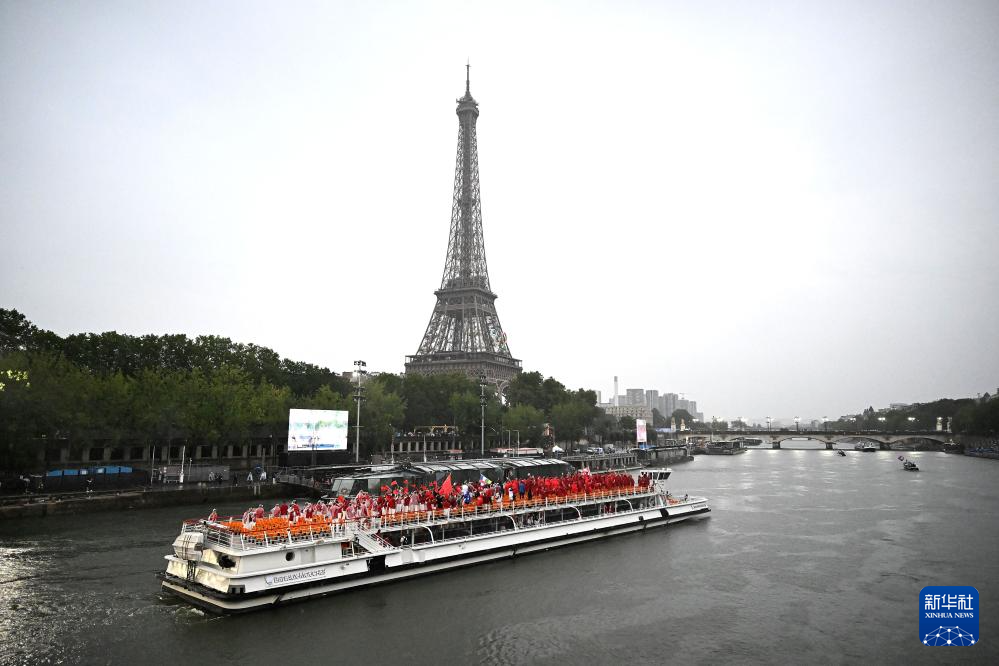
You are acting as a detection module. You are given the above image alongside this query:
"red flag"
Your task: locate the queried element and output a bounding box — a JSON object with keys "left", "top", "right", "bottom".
{"left": 439, "top": 473, "right": 453, "bottom": 496}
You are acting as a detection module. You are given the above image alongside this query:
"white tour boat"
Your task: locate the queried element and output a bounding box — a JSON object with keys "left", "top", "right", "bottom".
{"left": 159, "top": 465, "right": 709, "bottom": 614}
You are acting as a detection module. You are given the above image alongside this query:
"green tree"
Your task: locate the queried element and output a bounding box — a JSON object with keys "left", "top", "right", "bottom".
{"left": 0, "top": 309, "right": 38, "bottom": 354}
{"left": 0, "top": 351, "right": 95, "bottom": 469}
{"left": 550, "top": 400, "right": 592, "bottom": 443}
{"left": 505, "top": 371, "right": 545, "bottom": 410}
{"left": 401, "top": 373, "right": 480, "bottom": 429}
{"left": 359, "top": 380, "right": 406, "bottom": 457}
{"left": 448, "top": 390, "right": 482, "bottom": 438}
{"left": 250, "top": 379, "right": 294, "bottom": 435}
{"left": 130, "top": 368, "right": 188, "bottom": 459}
{"left": 93, "top": 371, "right": 134, "bottom": 445}
{"left": 591, "top": 410, "right": 618, "bottom": 442}
{"left": 502, "top": 404, "right": 544, "bottom": 445}
{"left": 670, "top": 409, "right": 694, "bottom": 427}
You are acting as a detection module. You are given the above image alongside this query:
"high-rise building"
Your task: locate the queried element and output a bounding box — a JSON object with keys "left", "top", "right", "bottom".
{"left": 660, "top": 392, "right": 678, "bottom": 418}
{"left": 626, "top": 389, "right": 645, "bottom": 406}
{"left": 405, "top": 67, "right": 521, "bottom": 389}
{"left": 645, "top": 389, "right": 659, "bottom": 411}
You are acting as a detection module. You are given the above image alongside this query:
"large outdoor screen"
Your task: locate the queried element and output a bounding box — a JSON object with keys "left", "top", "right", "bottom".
{"left": 287, "top": 409, "right": 349, "bottom": 451}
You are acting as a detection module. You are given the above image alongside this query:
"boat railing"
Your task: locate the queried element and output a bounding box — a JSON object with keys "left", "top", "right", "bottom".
{"left": 177, "top": 486, "right": 664, "bottom": 552}
{"left": 181, "top": 518, "right": 353, "bottom": 551}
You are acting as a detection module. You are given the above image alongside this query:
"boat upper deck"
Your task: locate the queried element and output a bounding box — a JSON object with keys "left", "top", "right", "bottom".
{"left": 180, "top": 485, "right": 690, "bottom": 553}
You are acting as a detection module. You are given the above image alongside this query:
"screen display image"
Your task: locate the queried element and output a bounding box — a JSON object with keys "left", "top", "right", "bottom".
{"left": 287, "top": 409, "right": 349, "bottom": 451}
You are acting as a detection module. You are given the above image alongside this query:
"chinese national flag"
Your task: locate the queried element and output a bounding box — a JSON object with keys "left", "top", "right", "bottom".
{"left": 439, "top": 474, "right": 453, "bottom": 496}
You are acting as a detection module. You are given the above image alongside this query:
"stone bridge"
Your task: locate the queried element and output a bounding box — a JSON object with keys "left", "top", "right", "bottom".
{"left": 679, "top": 430, "right": 956, "bottom": 450}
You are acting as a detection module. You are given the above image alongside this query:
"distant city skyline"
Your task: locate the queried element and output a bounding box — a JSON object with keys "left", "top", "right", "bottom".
{"left": 2, "top": 2, "right": 997, "bottom": 418}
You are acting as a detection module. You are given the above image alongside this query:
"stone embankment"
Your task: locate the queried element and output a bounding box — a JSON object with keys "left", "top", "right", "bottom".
{"left": 0, "top": 482, "right": 323, "bottom": 520}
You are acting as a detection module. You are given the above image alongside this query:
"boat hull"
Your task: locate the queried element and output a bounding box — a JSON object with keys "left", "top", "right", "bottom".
{"left": 160, "top": 503, "right": 709, "bottom": 614}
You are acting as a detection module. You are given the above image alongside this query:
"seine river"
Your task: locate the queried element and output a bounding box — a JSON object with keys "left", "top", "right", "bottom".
{"left": 2, "top": 446, "right": 997, "bottom": 665}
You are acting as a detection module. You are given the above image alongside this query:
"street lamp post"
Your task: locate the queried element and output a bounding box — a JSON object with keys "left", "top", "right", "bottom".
{"left": 766, "top": 416, "right": 772, "bottom": 433}
{"left": 794, "top": 416, "right": 800, "bottom": 433}
{"left": 907, "top": 416, "right": 916, "bottom": 431}
{"left": 822, "top": 416, "right": 828, "bottom": 433}
{"left": 479, "top": 375, "right": 487, "bottom": 459}
{"left": 353, "top": 360, "right": 367, "bottom": 464}
{"left": 878, "top": 416, "right": 886, "bottom": 432}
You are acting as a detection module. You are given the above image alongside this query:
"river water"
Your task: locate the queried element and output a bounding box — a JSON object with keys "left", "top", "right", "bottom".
{"left": 2, "top": 447, "right": 997, "bottom": 665}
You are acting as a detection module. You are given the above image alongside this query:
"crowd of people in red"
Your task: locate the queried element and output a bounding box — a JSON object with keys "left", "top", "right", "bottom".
{"left": 212, "top": 470, "right": 659, "bottom": 529}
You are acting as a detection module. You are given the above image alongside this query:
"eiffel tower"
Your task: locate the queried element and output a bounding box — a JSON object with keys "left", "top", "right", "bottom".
{"left": 405, "top": 66, "right": 521, "bottom": 389}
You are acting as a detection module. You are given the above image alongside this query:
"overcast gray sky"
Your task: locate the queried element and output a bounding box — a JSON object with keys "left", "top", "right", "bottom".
{"left": 2, "top": 1, "right": 997, "bottom": 422}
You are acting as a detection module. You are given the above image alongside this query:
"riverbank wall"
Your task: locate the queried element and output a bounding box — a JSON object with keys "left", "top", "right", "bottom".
{"left": 0, "top": 482, "right": 323, "bottom": 520}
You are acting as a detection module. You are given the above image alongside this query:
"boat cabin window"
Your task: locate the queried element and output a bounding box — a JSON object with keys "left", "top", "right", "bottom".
{"left": 330, "top": 477, "right": 364, "bottom": 496}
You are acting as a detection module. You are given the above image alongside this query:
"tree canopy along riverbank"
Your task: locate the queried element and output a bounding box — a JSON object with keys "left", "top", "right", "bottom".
{"left": 0, "top": 309, "right": 604, "bottom": 471}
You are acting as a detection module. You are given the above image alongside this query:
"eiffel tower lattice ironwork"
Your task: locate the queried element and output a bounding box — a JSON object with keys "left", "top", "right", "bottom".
{"left": 405, "top": 66, "right": 521, "bottom": 388}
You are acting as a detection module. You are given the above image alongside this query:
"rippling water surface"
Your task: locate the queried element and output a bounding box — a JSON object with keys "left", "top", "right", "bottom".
{"left": 2, "top": 449, "right": 998, "bottom": 665}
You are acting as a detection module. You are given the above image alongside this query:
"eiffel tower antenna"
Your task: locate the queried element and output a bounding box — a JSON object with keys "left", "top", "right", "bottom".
{"left": 405, "top": 66, "right": 521, "bottom": 390}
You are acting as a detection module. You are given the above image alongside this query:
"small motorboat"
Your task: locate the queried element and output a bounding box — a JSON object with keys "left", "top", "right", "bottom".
{"left": 837, "top": 450, "right": 847, "bottom": 457}
{"left": 903, "top": 460, "right": 919, "bottom": 471}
